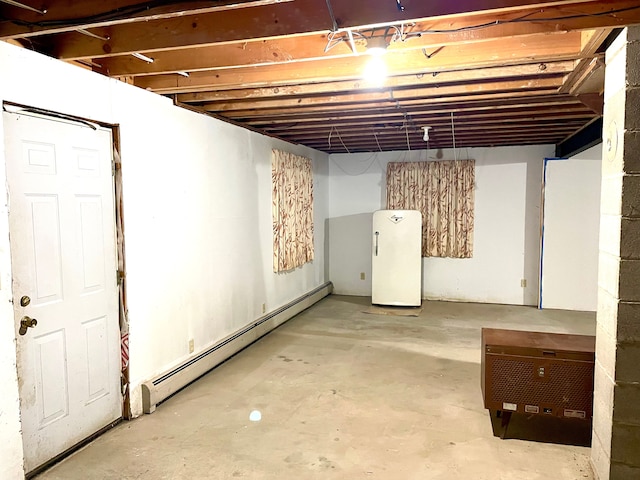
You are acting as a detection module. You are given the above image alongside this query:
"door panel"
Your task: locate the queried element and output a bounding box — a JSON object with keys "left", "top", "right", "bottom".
{"left": 34, "top": 330, "right": 69, "bottom": 427}
{"left": 3, "top": 112, "right": 121, "bottom": 473}
{"left": 83, "top": 315, "right": 110, "bottom": 403}
{"left": 77, "top": 195, "right": 106, "bottom": 292}
{"left": 28, "top": 194, "right": 64, "bottom": 303}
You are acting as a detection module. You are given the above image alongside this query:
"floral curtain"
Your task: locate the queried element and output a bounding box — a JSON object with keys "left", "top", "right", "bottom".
{"left": 272, "top": 149, "right": 314, "bottom": 272}
{"left": 386, "top": 160, "right": 475, "bottom": 258}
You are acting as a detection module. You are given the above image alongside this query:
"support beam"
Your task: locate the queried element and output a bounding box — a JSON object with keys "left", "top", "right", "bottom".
{"left": 177, "top": 62, "right": 574, "bottom": 103}
{"left": 6, "top": 0, "right": 638, "bottom": 60}
{"left": 214, "top": 91, "right": 574, "bottom": 119}
{"left": 134, "top": 32, "right": 582, "bottom": 93}
{"left": 201, "top": 77, "right": 565, "bottom": 112}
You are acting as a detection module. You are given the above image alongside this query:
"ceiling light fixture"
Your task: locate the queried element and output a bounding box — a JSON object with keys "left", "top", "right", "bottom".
{"left": 363, "top": 36, "right": 388, "bottom": 87}
{"left": 324, "top": 23, "right": 413, "bottom": 54}
{"left": 131, "top": 52, "right": 154, "bottom": 63}
{"left": 422, "top": 126, "right": 431, "bottom": 142}
{"left": 363, "top": 55, "right": 388, "bottom": 87}
{"left": 365, "top": 36, "right": 388, "bottom": 56}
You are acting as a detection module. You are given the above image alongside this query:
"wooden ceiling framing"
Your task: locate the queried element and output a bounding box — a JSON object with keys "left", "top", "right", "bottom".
{"left": 2, "top": 0, "right": 640, "bottom": 153}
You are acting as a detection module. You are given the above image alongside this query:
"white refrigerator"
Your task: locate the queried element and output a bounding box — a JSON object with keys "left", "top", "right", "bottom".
{"left": 371, "top": 210, "right": 422, "bottom": 306}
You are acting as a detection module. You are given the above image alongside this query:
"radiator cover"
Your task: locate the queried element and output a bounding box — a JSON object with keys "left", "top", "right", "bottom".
{"left": 481, "top": 328, "right": 595, "bottom": 419}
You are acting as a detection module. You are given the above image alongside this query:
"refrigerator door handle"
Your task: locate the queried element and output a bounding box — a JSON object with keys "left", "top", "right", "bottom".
{"left": 374, "top": 231, "right": 379, "bottom": 256}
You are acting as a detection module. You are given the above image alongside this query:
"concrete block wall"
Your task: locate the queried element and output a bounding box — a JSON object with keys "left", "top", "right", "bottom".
{"left": 592, "top": 26, "right": 640, "bottom": 480}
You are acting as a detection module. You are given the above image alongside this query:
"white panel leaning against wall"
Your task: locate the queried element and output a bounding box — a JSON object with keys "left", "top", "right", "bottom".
{"left": 271, "top": 149, "right": 314, "bottom": 272}
{"left": 386, "top": 160, "right": 475, "bottom": 258}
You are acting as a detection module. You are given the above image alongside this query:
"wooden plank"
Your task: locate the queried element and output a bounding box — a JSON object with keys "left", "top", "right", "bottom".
{"left": 271, "top": 124, "right": 593, "bottom": 143}
{"left": 218, "top": 95, "right": 585, "bottom": 121}
{"left": 560, "top": 27, "right": 611, "bottom": 93}
{"left": 0, "top": 0, "right": 610, "bottom": 47}
{"left": 84, "top": 2, "right": 640, "bottom": 69}
{"left": 92, "top": 4, "right": 621, "bottom": 74}
{"left": 46, "top": 0, "right": 640, "bottom": 61}
{"left": 253, "top": 109, "right": 596, "bottom": 131}
{"left": 134, "top": 32, "right": 582, "bottom": 93}
{"left": 244, "top": 100, "right": 594, "bottom": 122}
{"left": 176, "top": 61, "right": 575, "bottom": 103}
{"left": 305, "top": 131, "right": 570, "bottom": 151}
{"left": 200, "top": 77, "right": 564, "bottom": 112}
{"left": 96, "top": 27, "right": 571, "bottom": 77}
{"left": 0, "top": 0, "right": 293, "bottom": 38}
{"left": 257, "top": 115, "right": 596, "bottom": 137}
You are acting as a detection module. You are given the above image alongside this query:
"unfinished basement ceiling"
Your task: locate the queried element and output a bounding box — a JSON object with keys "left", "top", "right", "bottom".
{"left": 2, "top": 0, "right": 639, "bottom": 153}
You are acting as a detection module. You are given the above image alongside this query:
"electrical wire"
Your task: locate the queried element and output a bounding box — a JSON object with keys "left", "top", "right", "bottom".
{"left": 330, "top": 151, "right": 380, "bottom": 176}
{"left": 325, "top": 0, "right": 338, "bottom": 32}
{"left": 6, "top": 1, "right": 635, "bottom": 33}
{"left": 372, "top": 130, "right": 383, "bottom": 152}
{"left": 451, "top": 112, "right": 457, "bottom": 161}
{"left": 333, "top": 128, "right": 350, "bottom": 153}
{"left": 404, "top": 116, "right": 411, "bottom": 152}
{"left": 406, "top": 5, "right": 640, "bottom": 37}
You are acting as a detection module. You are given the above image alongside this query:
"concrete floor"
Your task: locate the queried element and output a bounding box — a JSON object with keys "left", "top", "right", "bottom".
{"left": 36, "top": 295, "right": 596, "bottom": 480}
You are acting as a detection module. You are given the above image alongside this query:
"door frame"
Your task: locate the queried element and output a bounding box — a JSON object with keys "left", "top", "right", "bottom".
{"left": 2, "top": 102, "right": 131, "bottom": 476}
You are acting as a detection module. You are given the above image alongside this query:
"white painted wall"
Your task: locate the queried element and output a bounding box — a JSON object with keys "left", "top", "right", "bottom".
{"left": 329, "top": 146, "right": 552, "bottom": 305}
{"left": 0, "top": 42, "right": 328, "bottom": 478}
{"left": 540, "top": 144, "right": 602, "bottom": 311}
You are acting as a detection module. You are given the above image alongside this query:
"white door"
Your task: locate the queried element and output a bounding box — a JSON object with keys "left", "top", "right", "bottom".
{"left": 3, "top": 112, "right": 121, "bottom": 473}
{"left": 540, "top": 155, "right": 601, "bottom": 311}
{"left": 372, "top": 210, "right": 422, "bottom": 306}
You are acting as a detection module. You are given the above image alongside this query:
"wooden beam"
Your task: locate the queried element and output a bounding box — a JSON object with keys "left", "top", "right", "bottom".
{"left": 177, "top": 62, "right": 574, "bottom": 103}
{"left": 0, "top": 0, "right": 294, "bottom": 38}
{"left": 576, "top": 92, "right": 604, "bottom": 114}
{"left": 257, "top": 113, "right": 595, "bottom": 134}
{"left": 200, "top": 77, "right": 565, "bottom": 112}
{"left": 288, "top": 121, "right": 586, "bottom": 141}
{"left": 0, "top": 0, "right": 613, "bottom": 43}
{"left": 560, "top": 27, "right": 611, "bottom": 93}
{"left": 305, "top": 130, "right": 570, "bottom": 151}
{"left": 39, "top": 0, "right": 640, "bottom": 61}
{"left": 218, "top": 94, "right": 584, "bottom": 121}
{"left": 134, "top": 32, "right": 582, "bottom": 93}
{"left": 96, "top": 27, "right": 571, "bottom": 77}
{"left": 252, "top": 110, "right": 596, "bottom": 134}
{"left": 91, "top": 6, "right": 625, "bottom": 74}
{"left": 252, "top": 108, "right": 596, "bottom": 131}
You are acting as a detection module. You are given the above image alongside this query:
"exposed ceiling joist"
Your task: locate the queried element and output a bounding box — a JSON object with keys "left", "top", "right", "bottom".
{"left": 1, "top": 0, "right": 632, "bottom": 153}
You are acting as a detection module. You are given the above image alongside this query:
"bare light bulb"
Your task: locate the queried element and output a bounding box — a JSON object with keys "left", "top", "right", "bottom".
{"left": 422, "top": 126, "right": 431, "bottom": 142}
{"left": 363, "top": 55, "right": 388, "bottom": 87}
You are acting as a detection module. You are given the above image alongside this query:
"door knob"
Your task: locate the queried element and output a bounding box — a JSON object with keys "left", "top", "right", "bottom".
{"left": 19, "top": 316, "right": 38, "bottom": 336}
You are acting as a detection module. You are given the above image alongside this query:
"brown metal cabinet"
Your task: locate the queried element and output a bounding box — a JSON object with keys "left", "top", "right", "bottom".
{"left": 481, "top": 328, "right": 595, "bottom": 435}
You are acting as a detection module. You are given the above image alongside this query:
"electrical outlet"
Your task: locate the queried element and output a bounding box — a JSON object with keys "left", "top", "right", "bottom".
{"left": 521, "top": 279, "right": 527, "bottom": 288}
{"left": 360, "top": 272, "right": 365, "bottom": 280}
{"left": 188, "top": 339, "right": 194, "bottom": 354}
{"left": 262, "top": 303, "right": 266, "bottom": 314}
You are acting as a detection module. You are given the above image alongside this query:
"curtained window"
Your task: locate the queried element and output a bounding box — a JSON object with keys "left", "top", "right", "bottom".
{"left": 272, "top": 149, "right": 314, "bottom": 272}
{"left": 386, "top": 160, "right": 475, "bottom": 258}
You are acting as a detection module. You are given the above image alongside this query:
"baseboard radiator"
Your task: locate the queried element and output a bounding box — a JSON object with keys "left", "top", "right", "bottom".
{"left": 141, "top": 281, "right": 333, "bottom": 413}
